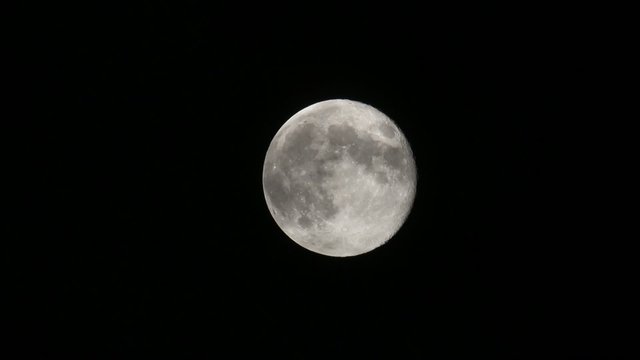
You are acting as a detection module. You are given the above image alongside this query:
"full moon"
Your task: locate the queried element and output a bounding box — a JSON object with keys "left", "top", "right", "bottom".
{"left": 262, "top": 99, "right": 417, "bottom": 257}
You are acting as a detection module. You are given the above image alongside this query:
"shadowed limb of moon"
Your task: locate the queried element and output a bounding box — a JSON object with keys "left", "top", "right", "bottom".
{"left": 263, "top": 99, "right": 417, "bottom": 257}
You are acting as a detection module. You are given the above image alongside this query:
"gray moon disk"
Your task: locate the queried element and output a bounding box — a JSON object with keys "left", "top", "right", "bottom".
{"left": 262, "top": 99, "right": 417, "bottom": 257}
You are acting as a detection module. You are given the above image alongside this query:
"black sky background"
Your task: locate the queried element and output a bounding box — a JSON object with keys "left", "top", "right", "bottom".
{"left": 12, "top": 2, "right": 631, "bottom": 358}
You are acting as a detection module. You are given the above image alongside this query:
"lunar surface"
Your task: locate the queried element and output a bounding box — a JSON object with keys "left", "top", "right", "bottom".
{"left": 262, "top": 99, "right": 416, "bottom": 257}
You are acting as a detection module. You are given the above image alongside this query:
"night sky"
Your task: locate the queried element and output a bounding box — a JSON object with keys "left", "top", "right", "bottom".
{"left": 14, "top": 2, "right": 629, "bottom": 358}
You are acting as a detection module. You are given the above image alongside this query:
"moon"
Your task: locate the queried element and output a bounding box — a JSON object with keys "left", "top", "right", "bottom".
{"left": 262, "top": 99, "right": 417, "bottom": 257}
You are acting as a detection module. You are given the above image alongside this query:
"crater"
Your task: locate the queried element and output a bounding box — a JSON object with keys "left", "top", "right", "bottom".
{"left": 375, "top": 171, "right": 389, "bottom": 184}
{"left": 378, "top": 122, "right": 396, "bottom": 138}
{"left": 298, "top": 215, "right": 312, "bottom": 228}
